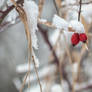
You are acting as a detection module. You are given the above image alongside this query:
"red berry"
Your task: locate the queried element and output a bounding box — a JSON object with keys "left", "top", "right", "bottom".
{"left": 79, "top": 33, "right": 87, "bottom": 43}
{"left": 71, "top": 33, "right": 80, "bottom": 46}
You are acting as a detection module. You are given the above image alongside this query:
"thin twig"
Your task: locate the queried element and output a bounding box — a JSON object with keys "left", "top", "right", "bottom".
{"left": 78, "top": 0, "right": 82, "bottom": 21}
{"left": 32, "top": 55, "right": 42, "bottom": 92}
{"left": 53, "top": 0, "right": 59, "bottom": 14}
{"left": 62, "top": 1, "right": 92, "bottom": 7}
{"left": 20, "top": 72, "right": 29, "bottom": 92}
{"left": 38, "top": 25, "right": 59, "bottom": 65}
{"left": 38, "top": 0, "right": 45, "bottom": 18}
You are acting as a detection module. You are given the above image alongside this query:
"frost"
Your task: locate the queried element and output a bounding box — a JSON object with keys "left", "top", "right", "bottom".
{"left": 52, "top": 14, "right": 68, "bottom": 31}
{"left": 6, "top": 9, "right": 18, "bottom": 24}
{"left": 69, "top": 20, "right": 85, "bottom": 33}
{"left": 16, "top": 63, "right": 34, "bottom": 73}
{"left": 23, "top": 0, "right": 39, "bottom": 49}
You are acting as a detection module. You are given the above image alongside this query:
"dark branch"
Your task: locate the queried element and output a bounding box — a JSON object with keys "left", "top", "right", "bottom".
{"left": 38, "top": 24, "right": 59, "bottom": 65}
{"left": 77, "top": 83, "right": 92, "bottom": 92}
{"left": 78, "top": 0, "right": 82, "bottom": 21}
{"left": 53, "top": 0, "right": 59, "bottom": 15}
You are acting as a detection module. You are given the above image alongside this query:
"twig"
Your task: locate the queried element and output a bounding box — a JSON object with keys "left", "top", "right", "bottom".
{"left": 53, "top": 0, "right": 59, "bottom": 14}
{"left": 63, "top": 33, "right": 73, "bottom": 64}
{"left": 63, "top": 33, "right": 77, "bottom": 92}
{"left": 78, "top": 0, "right": 82, "bottom": 21}
{"left": 82, "top": 1, "right": 92, "bottom": 5}
{"left": 20, "top": 72, "right": 29, "bottom": 92}
{"left": 38, "top": 24, "right": 59, "bottom": 65}
{"left": 38, "top": 0, "right": 45, "bottom": 18}
{"left": 32, "top": 55, "right": 42, "bottom": 92}
{"left": 11, "top": 0, "right": 42, "bottom": 92}
{"left": 62, "top": 1, "right": 92, "bottom": 7}
{"left": 0, "top": 0, "right": 92, "bottom": 25}
{"left": 77, "top": 83, "right": 92, "bottom": 92}
{"left": 0, "top": 0, "right": 23, "bottom": 24}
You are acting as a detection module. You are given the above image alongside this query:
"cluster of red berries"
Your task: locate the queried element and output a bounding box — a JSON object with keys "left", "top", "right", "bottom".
{"left": 71, "top": 33, "right": 87, "bottom": 46}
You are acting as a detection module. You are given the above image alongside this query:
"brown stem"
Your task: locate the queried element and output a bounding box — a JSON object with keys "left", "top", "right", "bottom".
{"left": 32, "top": 55, "right": 42, "bottom": 92}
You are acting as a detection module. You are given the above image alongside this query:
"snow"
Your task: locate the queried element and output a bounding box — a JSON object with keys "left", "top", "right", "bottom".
{"left": 13, "top": 78, "right": 22, "bottom": 90}
{"left": 7, "top": 0, "right": 17, "bottom": 6}
{"left": 6, "top": 9, "right": 18, "bottom": 24}
{"left": 63, "top": 31, "right": 73, "bottom": 44}
{"left": 65, "top": 0, "right": 76, "bottom": 5}
{"left": 69, "top": 20, "right": 85, "bottom": 33}
{"left": 24, "top": 81, "right": 46, "bottom": 92}
{"left": 66, "top": 10, "right": 78, "bottom": 21}
{"left": 52, "top": 14, "right": 68, "bottom": 31}
{"left": 72, "top": 62, "right": 78, "bottom": 73}
{"left": 51, "top": 84, "right": 63, "bottom": 92}
{"left": 51, "top": 81, "right": 69, "bottom": 92}
{"left": 16, "top": 63, "right": 34, "bottom": 73}
{"left": 25, "top": 64, "right": 56, "bottom": 84}
{"left": 16, "top": 52, "right": 39, "bottom": 73}
{"left": 39, "top": 18, "right": 47, "bottom": 23}
{"left": 50, "top": 14, "right": 86, "bottom": 48}
{"left": 23, "top": 0, "right": 39, "bottom": 49}
{"left": 52, "top": 15, "right": 85, "bottom": 33}
{"left": 62, "top": 80, "right": 69, "bottom": 92}
{"left": 49, "top": 30, "right": 60, "bottom": 45}
{"left": 82, "top": 4, "right": 92, "bottom": 23}
{"left": 25, "top": 85, "right": 41, "bottom": 92}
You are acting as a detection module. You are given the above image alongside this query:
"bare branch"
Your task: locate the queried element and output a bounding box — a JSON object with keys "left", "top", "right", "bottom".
{"left": 78, "top": 0, "right": 82, "bottom": 21}
{"left": 38, "top": 0, "right": 45, "bottom": 18}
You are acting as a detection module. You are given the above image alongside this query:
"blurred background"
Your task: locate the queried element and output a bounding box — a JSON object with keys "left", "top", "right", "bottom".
{"left": 0, "top": 0, "right": 92, "bottom": 92}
